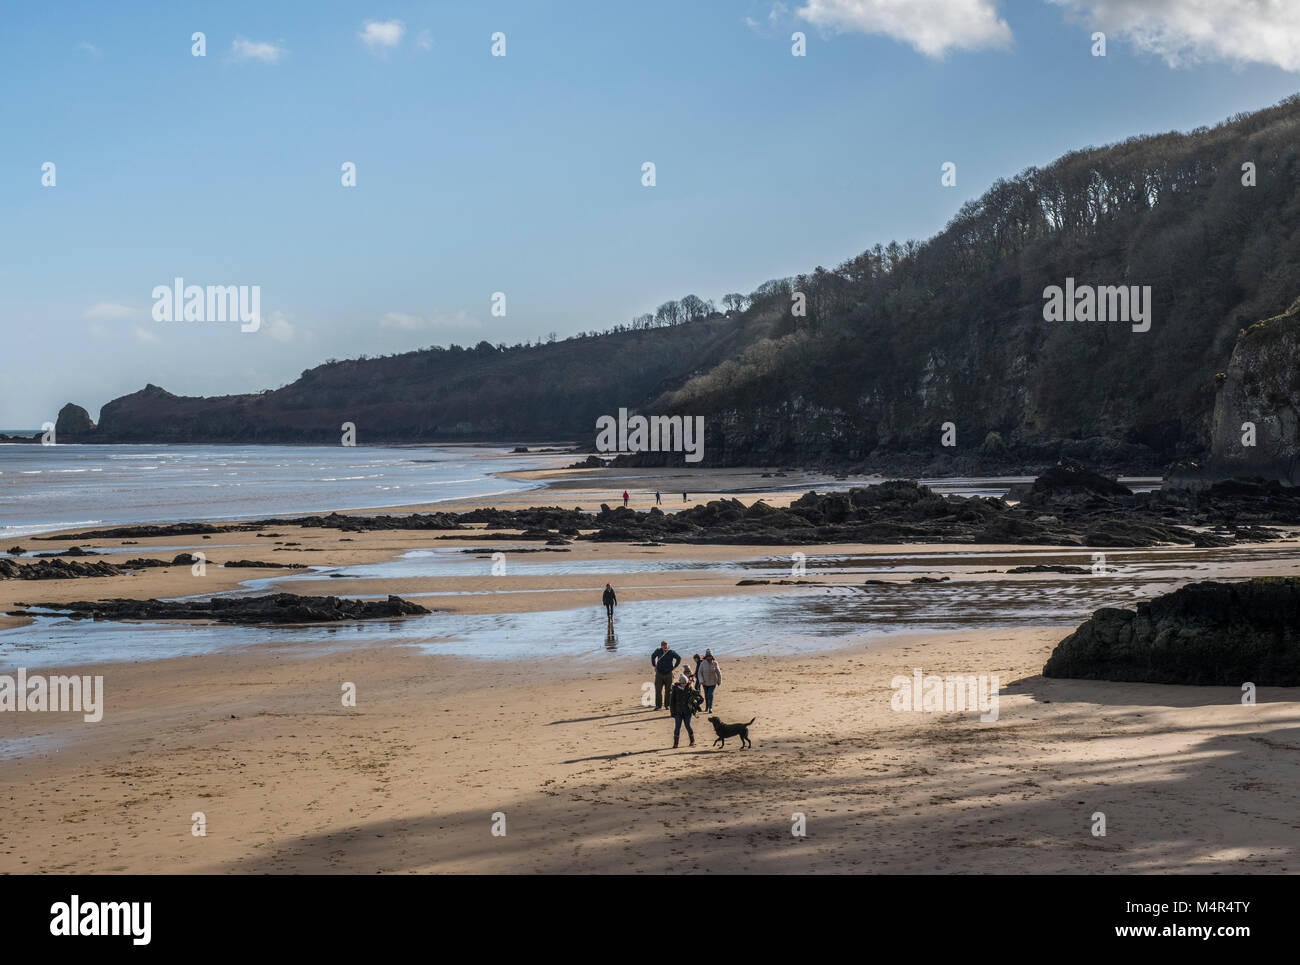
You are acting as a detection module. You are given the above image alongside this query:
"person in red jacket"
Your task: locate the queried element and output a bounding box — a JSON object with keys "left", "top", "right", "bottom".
{"left": 622, "top": 490, "right": 629, "bottom": 507}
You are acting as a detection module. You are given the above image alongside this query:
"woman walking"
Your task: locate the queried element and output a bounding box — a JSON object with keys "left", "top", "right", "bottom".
{"left": 697, "top": 649, "right": 722, "bottom": 712}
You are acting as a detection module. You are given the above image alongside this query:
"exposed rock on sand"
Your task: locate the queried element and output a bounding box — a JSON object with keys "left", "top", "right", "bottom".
{"left": 23, "top": 593, "right": 430, "bottom": 625}
{"left": 0, "top": 557, "right": 120, "bottom": 580}
{"left": 1005, "top": 564, "right": 1089, "bottom": 574}
{"left": 0, "top": 553, "right": 302, "bottom": 580}
{"left": 1043, "top": 577, "right": 1300, "bottom": 685}
{"left": 33, "top": 522, "right": 264, "bottom": 540}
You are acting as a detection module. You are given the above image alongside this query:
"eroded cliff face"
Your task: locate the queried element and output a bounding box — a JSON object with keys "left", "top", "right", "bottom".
{"left": 1205, "top": 301, "right": 1300, "bottom": 484}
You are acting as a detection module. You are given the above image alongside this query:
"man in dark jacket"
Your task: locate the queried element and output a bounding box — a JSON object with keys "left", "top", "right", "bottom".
{"left": 602, "top": 583, "right": 617, "bottom": 620}
{"left": 650, "top": 640, "right": 681, "bottom": 711}
{"left": 668, "top": 672, "right": 701, "bottom": 747}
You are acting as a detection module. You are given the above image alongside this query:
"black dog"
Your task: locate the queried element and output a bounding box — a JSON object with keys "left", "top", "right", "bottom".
{"left": 708, "top": 716, "right": 755, "bottom": 749}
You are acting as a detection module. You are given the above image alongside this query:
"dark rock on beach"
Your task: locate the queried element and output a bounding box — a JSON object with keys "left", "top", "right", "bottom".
{"left": 221, "top": 559, "right": 306, "bottom": 568}
{"left": 0, "top": 557, "right": 120, "bottom": 580}
{"left": 33, "top": 522, "right": 264, "bottom": 541}
{"left": 120, "top": 554, "right": 202, "bottom": 569}
{"left": 0, "top": 552, "right": 298, "bottom": 581}
{"left": 26, "top": 593, "right": 430, "bottom": 625}
{"left": 1005, "top": 564, "right": 1089, "bottom": 574}
{"left": 1043, "top": 578, "right": 1300, "bottom": 685}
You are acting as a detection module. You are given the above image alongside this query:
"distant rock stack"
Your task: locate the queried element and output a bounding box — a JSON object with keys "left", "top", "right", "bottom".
{"left": 54, "top": 402, "right": 96, "bottom": 441}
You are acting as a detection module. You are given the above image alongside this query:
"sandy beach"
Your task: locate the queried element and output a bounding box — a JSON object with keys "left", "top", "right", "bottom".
{"left": 3, "top": 624, "right": 1297, "bottom": 873}
{"left": 2, "top": 462, "right": 1299, "bottom": 874}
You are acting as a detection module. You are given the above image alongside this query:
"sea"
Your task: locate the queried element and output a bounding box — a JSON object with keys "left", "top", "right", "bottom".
{"left": 0, "top": 442, "right": 545, "bottom": 541}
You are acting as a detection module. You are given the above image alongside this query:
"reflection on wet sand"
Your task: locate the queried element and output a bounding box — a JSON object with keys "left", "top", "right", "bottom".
{"left": 4, "top": 541, "right": 1300, "bottom": 668}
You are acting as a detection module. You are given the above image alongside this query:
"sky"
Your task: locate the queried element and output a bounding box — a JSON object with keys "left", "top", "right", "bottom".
{"left": 2, "top": 0, "right": 1299, "bottom": 427}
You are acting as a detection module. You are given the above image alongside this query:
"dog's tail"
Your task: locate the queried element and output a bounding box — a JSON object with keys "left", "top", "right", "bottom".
{"left": 746, "top": 717, "right": 756, "bottom": 726}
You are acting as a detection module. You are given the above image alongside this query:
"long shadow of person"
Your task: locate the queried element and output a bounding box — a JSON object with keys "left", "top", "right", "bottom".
{"left": 605, "top": 617, "right": 618, "bottom": 651}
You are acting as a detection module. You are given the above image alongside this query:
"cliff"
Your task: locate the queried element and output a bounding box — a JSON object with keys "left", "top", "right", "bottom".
{"left": 1196, "top": 299, "right": 1300, "bottom": 484}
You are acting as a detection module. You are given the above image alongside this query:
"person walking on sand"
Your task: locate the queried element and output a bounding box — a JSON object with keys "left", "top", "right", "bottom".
{"left": 650, "top": 640, "right": 681, "bottom": 711}
{"left": 682, "top": 491, "right": 687, "bottom": 503}
{"left": 602, "top": 583, "right": 617, "bottom": 620}
{"left": 622, "top": 489, "right": 630, "bottom": 508}
{"left": 691, "top": 653, "right": 703, "bottom": 692}
{"left": 669, "top": 672, "right": 702, "bottom": 748}
{"left": 655, "top": 490, "right": 662, "bottom": 505}
{"left": 697, "top": 648, "right": 722, "bottom": 712}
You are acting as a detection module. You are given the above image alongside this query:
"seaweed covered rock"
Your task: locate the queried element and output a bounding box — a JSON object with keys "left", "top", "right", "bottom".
{"left": 25, "top": 593, "right": 430, "bottom": 625}
{"left": 1043, "top": 578, "right": 1300, "bottom": 685}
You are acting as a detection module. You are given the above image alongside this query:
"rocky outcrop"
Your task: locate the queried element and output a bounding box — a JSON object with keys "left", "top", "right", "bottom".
{"left": 31, "top": 522, "right": 263, "bottom": 541}
{"left": 1043, "top": 578, "right": 1300, "bottom": 685}
{"left": 1185, "top": 299, "right": 1300, "bottom": 486}
{"left": 0, "top": 557, "right": 119, "bottom": 580}
{"left": 54, "top": 403, "right": 95, "bottom": 440}
{"left": 23, "top": 593, "right": 430, "bottom": 625}
{"left": 0, "top": 553, "right": 300, "bottom": 580}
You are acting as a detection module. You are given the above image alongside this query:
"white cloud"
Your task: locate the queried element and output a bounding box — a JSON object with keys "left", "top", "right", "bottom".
{"left": 417, "top": 29, "right": 433, "bottom": 51}
{"left": 1049, "top": 0, "right": 1300, "bottom": 72}
{"left": 76, "top": 41, "right": 99, "bottom": 56}
{"left": 379, "top": 312, "right": 424, "bottom": 330}
{"left": 797, "top": 0, "right": 1013, "bottom": 57}
{"left": 360, "top": 20, "right": 406, "bottom": 52}
{"left": 263, "top": 310, "right": 295, "bottom": 342}
{"left": 132, "top": 326, "right": 159, "bottom": 344}
{"left": 231, "top": 38, "right": 285, "bottom": 63}
{"left": 84, "top": 302, "right": 136, "bottom": 320}
{"left": 379, "top": 309, "right": 480, "bottom": 331}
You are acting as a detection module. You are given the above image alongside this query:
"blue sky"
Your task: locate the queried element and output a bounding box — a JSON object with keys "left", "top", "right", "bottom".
{"left": 1, "top": 0, "right": 1298, "bottom": 427}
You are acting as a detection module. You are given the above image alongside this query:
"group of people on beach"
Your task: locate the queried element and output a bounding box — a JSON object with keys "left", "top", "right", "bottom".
{"left": 621, "top": 490, "right": 688, "bottom": 508}
{"left": 603, "top": 583, "right": 724, "bottom": 748}
{"left": 649, "top": 640, "right": 723, "bottom": 746}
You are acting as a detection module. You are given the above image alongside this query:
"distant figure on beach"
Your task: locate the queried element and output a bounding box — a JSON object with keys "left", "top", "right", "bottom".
{"left": 697, "top": 648, "right": 722, "bottom": 712}
{"left": 602, "top": 583, "right": 617, "bottom": 620}
{"left": 622, "top": 490, "right": 630, "bottom": 508}
{"left": 691, "top": 653, "right": 703, "bottom": 691}
{"left": 682, "top": 491, "right": 687, "bottom": 503}
{"left": 669, "top": 672, "right": 702, "bottom": 748}
{"left": 655, "top": 491, "right": 662, "bottom": 505}
{"left": 651, "top": 640, "right": 681, "bottom": 711}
